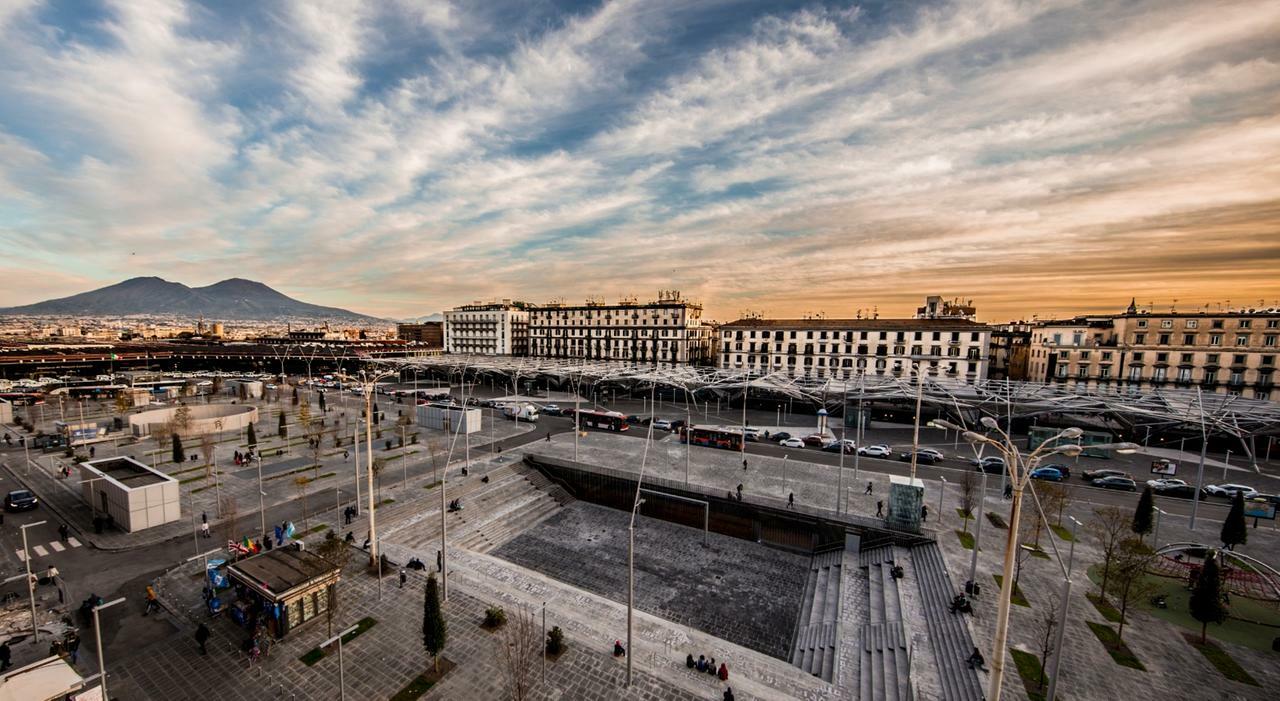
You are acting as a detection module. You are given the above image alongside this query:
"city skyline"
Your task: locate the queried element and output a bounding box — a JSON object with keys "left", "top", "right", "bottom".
{"left": 1, "top": 0, "right": 1278, "bottom": 321}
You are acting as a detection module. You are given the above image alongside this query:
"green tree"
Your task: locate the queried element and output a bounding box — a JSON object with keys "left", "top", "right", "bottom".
{"left": 1132, "top": 487, "right": 1154, "bottom": 540}
{"left": 423, "top": 574, "right": 447, "bottom": 673}
{"left": 247, "top": 421, "right": 257, "bottom": 448}
{"left": 1220, "top": 492, "right": 1247, "bottom": 550}
{"left": 172, "top": 433, "right": 184, "bottom": 464}
{"left": 1189, "top": 551, "right": 1228, "bottom": 643}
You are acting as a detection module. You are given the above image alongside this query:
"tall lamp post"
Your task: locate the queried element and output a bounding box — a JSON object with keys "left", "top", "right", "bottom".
{"left": 19, "top": 521, "right": 46, "bottom": 642}
{"left": 92, "top": 596, "right": 127, "bottom": 701}
{"left": 935, "top": 417, "right": 1137, "bottom": 701}
{"left": 1044, "top": 516, "right": 1083, "bottom": 701}
{"left": 321, "top": 623, "right": 360, "bottom": 701}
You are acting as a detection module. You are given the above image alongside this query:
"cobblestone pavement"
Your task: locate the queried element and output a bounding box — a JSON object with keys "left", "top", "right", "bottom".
{"left": 493, "top": 501, "right": 809, "bottom": 660}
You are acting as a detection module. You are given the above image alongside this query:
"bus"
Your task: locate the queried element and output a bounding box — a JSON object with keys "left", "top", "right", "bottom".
{"left": 575, "top": 409, "right": 629, "bottom": 432}
{"left": 681, "top": 425, "right": 744, "bottom": 451}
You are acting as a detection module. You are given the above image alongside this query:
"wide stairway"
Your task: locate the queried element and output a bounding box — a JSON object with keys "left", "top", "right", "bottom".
{"left": 858, "top": 546, "right": 911, "bottom": 701}
{"left": 380, "top": 462, "right": 572, "bottom": 555}
{"left": 910, "top": 542, "right": 984, "bottom": 701}
{"left": 789, "top": 549, "right": 843, "bottom": 682}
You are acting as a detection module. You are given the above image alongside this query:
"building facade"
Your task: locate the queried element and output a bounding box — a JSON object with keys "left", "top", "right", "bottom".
{"left": 1028, "top": 301, "right": 1279, "bottom": 400}
{"left": 717, "top": 317, "right": 992, "bottom": 381}
{"left": 988, "top": 322, "right": 1032, "bottom": 381}
{"left": 443, "top": 302, "right": 529, "bottom": 355}
{"left": 396, "top": 322, "right": 444, "bottom": 347}
{"left": 527, "top": 291, "right": 714, "bottom": 364}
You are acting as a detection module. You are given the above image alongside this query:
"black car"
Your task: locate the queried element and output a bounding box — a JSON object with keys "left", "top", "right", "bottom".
{"left": 899, "top": 451, "right": 939, "bottom": 464}
{"left": 822, "top": 442, "right": 855, "bottom": 454}
{"left": 669, "top": 419, "right": 687, "bottom": 432}
{"left": 4, "top": 489, "right": 38, "bottom": 512}
{"left": 1082, "top": 468, "right": 1128, "bottom": 481}
{"left": 1160, "top": 484, "right": 1208, "bottom": 500}
{"left": 1092, "top": 476, "right": 1137, "bottom": 491}
{"left": 772, "top": 432, "right": 793, "bottom": 442}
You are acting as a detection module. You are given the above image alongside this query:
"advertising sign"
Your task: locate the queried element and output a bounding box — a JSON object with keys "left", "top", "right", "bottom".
{"left": 1244, "top": 499, "right": 1276, "bottom": 520}
{"left": 1150, "top": 459, "right": 1178, "bottom": 475}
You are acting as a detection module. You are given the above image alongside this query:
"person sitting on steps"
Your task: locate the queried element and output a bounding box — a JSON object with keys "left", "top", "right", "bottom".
{"left": 967, "top": 646, "right": 987, "bottom": 671}
{"left": 613, "top": 640, "right": 626, "bottom": 657}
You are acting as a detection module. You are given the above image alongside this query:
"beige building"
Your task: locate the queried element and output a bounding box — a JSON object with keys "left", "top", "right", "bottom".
{"left": 444, "top": 301, "right": 529, "bottom": 355}
{"left": 718, "top": 317, "right": 992, "bottom": 381}
{"left": 527, "top": 291, "right": 714, "bottom": 365}
{"left": 1029, "top": 301, "right": 1279, "bottom": 400}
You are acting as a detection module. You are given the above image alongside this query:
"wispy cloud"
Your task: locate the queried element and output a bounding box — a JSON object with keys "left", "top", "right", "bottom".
{"left": 0, "top": 0, "right": 1277, "bottom": 320}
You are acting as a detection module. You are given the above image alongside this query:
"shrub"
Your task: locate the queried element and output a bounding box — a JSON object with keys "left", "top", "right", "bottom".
{"left": 546, "top": 626, "right": 565, "bottom": 655}
{"left": 484, "top": 606, "right": 507, "bottom": 628}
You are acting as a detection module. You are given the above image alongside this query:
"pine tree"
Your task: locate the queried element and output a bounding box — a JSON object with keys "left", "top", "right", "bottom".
{"left": 1189, "top": 551, "right": 1228, "bottom": 643}
{"left": 1220, "top": 491, "right": 1248, "bottom": 550}
{"left": 1132, "top": 486, "right": 1154, "bottom": 540}
{"left": 423, "top": 574, "right": 447, "bottom": 673}
{"left": 172, "top": 433, "right": 184, "bottom": 464}
{"left": 247, "top": 422, "right": 257, "bottom": 448}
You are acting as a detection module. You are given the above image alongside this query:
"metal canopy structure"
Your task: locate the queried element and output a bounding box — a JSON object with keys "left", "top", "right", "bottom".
{"left": 367, "top": 355, "right": 1280, "bottom": 442}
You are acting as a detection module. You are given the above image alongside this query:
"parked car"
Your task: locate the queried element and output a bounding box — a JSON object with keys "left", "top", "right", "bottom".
{"left": 1254, "top": 493, "right": 1280, "bottom": 506}
{"left": 1082, "top": 468, "right": 1128, "bottom": 481}
{"left": 802, "top": 434, "right": 828, "bottom": 448}
{"left": 899, "top": 450, "right": 939, "bottom": 464}
{"left": 4, "top": 489, "right": 38, "bottom": 512}
{"left": 858, "top": 444, "right": 891, "bottom": 458}
{"left": 742, "top": 427, "right": 761, "bottom": 442}
{"left": 669, "top": 419, "right": 687, "bottom": 432}
{"left": 652, "top": 419, "right": 673, "bottom": 431}
{"left": 1040, "top": 463, "right": 1071, "bottom": 479}
{"left": 916, "top": 447, "right": 945, "bottom": 462}
{"left": 822, "top": 441, "right": 855, "bottom": 454}
{"left": 1146, "top": 478, "right": 1188, "bottom": 490}
{"left": 1030, "top": 467, "right": 1065, "bottom": 482}
{"left": 1205, "top": 484, "right": 1259, "bottom": 499}
{"left": 780, "top": 437, "right": 805, "bottom": 448}
{"left": 974, "top": 456, "right": 1006, "bottom": 474}
{"left": 1092, "top": 476, "right": 1138, "bottom": 491}
{"left": 772, "top": 432, "right": 793, "bottom": 442}
{"left": 1160, "top": 484, "right": 1208, "bottom": 500}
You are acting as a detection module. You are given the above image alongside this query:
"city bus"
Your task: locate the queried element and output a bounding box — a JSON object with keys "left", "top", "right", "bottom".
{"left": 575, "top": 409, "right": 629, "bottom": 432}
{"left": 680, "top": 425, "right": 744, "bottom": 451}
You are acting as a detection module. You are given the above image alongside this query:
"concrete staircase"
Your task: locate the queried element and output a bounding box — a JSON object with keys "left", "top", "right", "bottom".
{"left": 859, "top": 546, "right": 911, "bottom": 701}
{"left": 910, "top": 542, "right": 984, "bottom": 701}
{"left": 789, "top": 549, "right": 843, "bottom": 682}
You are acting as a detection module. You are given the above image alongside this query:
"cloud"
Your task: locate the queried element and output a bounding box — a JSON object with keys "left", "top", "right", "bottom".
{"left": 0, "top": 0, "right": 1277, "bottom": 320}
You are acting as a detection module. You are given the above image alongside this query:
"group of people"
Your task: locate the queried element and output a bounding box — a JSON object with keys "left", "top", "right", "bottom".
{"left": 949, "top": 593, "right": 973, "bottom": 614}
{"left": 232, "top": 449, "right": 256, "bottom": 466}
{"left": 685, "top": 653, "right": 730, "bottom": 682}
{"left": 447, "top": 499, "right": 464, "bottom": 512}
{"left": 343, "top": 505, "right": 359, "bottom": 524}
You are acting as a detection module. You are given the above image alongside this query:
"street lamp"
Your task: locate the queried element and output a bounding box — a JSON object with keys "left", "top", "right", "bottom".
{"left": 1044, "top": 516, "right": 1083, "bottom": 701}
{"left": 19, "top": 520, "right": 46, "bottom": 642}
{"left": 256, "top": 454, "right": 267, "bottom": 538}
{"left": 955, "top": 419, "right": 1137, "bottom": 701}
{"left": 92, "top": 596, "right": 126, "bottom": 701}
{"left": 1153, "top": 507, "right": 1167, "bottom": 548}
{"left": 321, "top": 624, "right": 360, "bottom": 701}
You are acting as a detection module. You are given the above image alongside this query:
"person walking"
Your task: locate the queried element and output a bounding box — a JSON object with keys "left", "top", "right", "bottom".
{"left": 201, "top": 520, "right": 211, "bottom": 539}
{"left": 1003, "top": 483, "right": 1013, "bottom": 500}
{"left": 58, "top": 524, "right": 69, "bottom": 542}
{"left": 399, "top": 569, "right": 407, "bottom": 588}
{"left": 195, "top": 623, "right": 210, "bottom": 655}
{"left": 0, "top": 641, "right": 10, "bottom": 671}
{"left": 66, "top": 632, "right": 80, "bottom": 665}
{"left": 865, "top": 481, "right": 873, "bottom": 495}
{"left": 787, "top": 492, "right": 795, "bottom": 508}
{"left": 921, "top": 504, "right": 929, "bottom": 523}
{"left": 876, "top": 500, "right": 884, "bottom": 518}
{"left": 742, "top": 458, "right": 748, "bottom": 471}
{"left": 545, "top": 431, "right": 551, "bottom": 442}
{"left": 144, "top": 585, "right": 160, "bottom": 615}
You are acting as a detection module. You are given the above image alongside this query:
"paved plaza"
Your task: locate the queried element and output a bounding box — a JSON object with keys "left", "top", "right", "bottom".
{"left": 494, "top": 501, "right": 810, "bottom": 660}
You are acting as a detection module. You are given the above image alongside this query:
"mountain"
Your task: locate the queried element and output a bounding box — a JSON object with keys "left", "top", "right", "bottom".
{"left": 401, "top": 313, "right": 444, "bottom": 323}
{"left": 0, "top": 277, "right": 383, "bottom": 322}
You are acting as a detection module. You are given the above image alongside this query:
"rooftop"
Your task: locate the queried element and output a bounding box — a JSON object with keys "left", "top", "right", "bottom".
{"left": 721, "top": 317, "right": 988, "bottom": 330}
{"left": 228, "top": 547, "right": 341, "bottom": 598}
{"left": 81, "top": 456, "right": 173, "bottom": 488}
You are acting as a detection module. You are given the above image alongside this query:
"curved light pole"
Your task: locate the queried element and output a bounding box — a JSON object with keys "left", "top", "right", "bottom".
{"left": 945, "top": 417, "right": 1137, "bottom": 701}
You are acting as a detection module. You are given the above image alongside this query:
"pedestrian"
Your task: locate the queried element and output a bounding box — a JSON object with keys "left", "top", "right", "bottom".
{"left": 345, "top": 531, "right": 354, "bottom": 543}
{"left": 921, "top": 504, "right": 929, "bottom": 522}
{"left": 613, "top": 640, "right": 626, "bottom": 657}
{"left": 89, "top": 445, "right": 95, "bottom": 458}
{"left": 343, "top": 450, "right": 349, "bottom": 460}
{"left": 436, "top": 549, "right": 443, "bottom": 572}
{"left": 546, "top": 431, "right": 551, "bottom": 442}
{"left": 865, "top": 481, "right": 873, "bottom": 495}
{"left": 399, "top": 569, "right": 407, "bottom": 588}
{"left": 697, "top": 654, "right": 706, "bottom": 671}
{"left": 144, "top": 585, "right": 160, "bottom": 615}
{"left": 686, "top": 653, "right": 695, "bottom": 668}
{"left": 202, "top": 511, "right": 208, "bottom": 525}
{"left": 58, "top": 524, "right": 69, "bottom": 542}
{"left": 723, "top": 687, "right": 735, "bottom": 701}
{"left": 201, "top": 520, "right": 210, "bottom": 538}
{"left": 707, "top": 657, "right": 716, "bottom": 675}
{"left": 0, "top": 641, "right": 10, "bottom": 671}
{"left": 718, "top": 662, "right": 729, "bottom": 681}
{"left": 876, "top": 500, "right": 884, "bottom": 518}
{"left": 787, "top": 492, "right": 794, "bottom": 508}
{"left": 67, "top": 632, "right": 80, "bottom": 664}
{"left": 195, "top": 623, "right": 210, "bottom": 655}
{"left": 1003, "top": 483, "right": 1013, "bottom": 500}
{"left": 742, "top": 458, "right": 748, "bottom": 471}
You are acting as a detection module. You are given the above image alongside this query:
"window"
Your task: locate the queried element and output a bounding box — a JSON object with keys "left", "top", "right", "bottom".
{"left": 1160, "top": 320, "right": 1172, "bottom": 329}
{"left": 1159, "top": 334, "right": 1170, "bottom": 345}
{"left": 1132, "top": 352, "right": 1144, "bottom": 361}
{"left": 1266, "top": 335, "right": 1277, "bottom": 347}
{"left": 1153, "top": 367, "right": 1167, "bottom": 381}
{"left": 1236, "top": 335, "right": 1250, "bottom": 346}
{"left": 1052, "top": 333, "right": 1062, "bottom": 344}
{"left": 1268, "top": 319, "right": 1279, "bottom": 328}
{"left": 1077, "top": 366, "right": 1088, "bottom": 378}
{"left": 1134, "top": 333, "right": 1146, "bottom": 344}
{"left": 1072, "top": 332, "right": 1083, "bottom": 345}
{"left": 1128, "top": 367, "right": 1142, "bottom": 381}
{"left": 1181, "top": 353, "right": 1193, "bottom": 362}
{"left": 1262, "top": 355, "right": 1274, "bottom": 366}
{"left": 1080, "top": 351, "right": 1091, "bottom": 360}
{"left": 1239, "top": 319, "right": 1252, "bottom": 328}
{"left": 1212, "top": 319, "right": 1224, "bottom": 329}
{"left": 1206, "top": 353, "right": 1220, "bottom": 364}
{"left": 1209, "top": 334, "right": 1222, "bottom": 346}
{"left": 1102, "top": 352, "right": 1113, "bottom": 361}
{"left": 1156, "top": 352, "right": 1168, "bottom": 362}
{"left": 1186, "top": 319, "right": 1198, "bottom": 329}
{"left": 1183, "top": 334, "right": 1195, "bottom": 345}
{"left": 1233, "top": 354, "right": 1246, "bottom": 365}
{"left": 1100, "top": 366, "right": 1112, "bottom": 378}
{"left": 1137, "top": 319, "right": 1148, "bottom": 328}
{"left": 1058, "top": 351, "right": 1069, "bottom": 360}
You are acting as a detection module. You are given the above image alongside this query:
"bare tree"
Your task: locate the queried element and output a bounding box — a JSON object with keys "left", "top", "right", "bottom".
{"left": 1035, "top": 606, "right": 1059, "bottom": 690}
{"left": 154, "top": 420, "right": 173, "bottom": 454}
{"left": 221, "top": 495, "right": 239, "bottom": 545}
{"left": 200, "top": 432, "right": 216, "bottom": 483}
{"left": 1039, "top": 483, "right": 1070, "bottom": 527}
{"left": 172, "top": 403, "right": 192, "bottom": 434}
{"left": 1111, "top": 537, "right": 1157, "bottom": 640}
{"left": 1089, "top": 506, "right": 1129, "bottom": 598}
{"left": 498, "top": 605, "right": 542, "bottom": 701}
{"left": 315, "top": 532, "right": 353, "bottom": 637}
{"left": 958, "top": 470, "right": 977, "bottom": 534}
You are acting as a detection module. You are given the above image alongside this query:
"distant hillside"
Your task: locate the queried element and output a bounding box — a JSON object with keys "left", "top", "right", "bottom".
{"left": 0, "top": 277, "right": 383, "bottom": 322}
{"left": 401, "top": 313, "right": 444, "bottom": 323}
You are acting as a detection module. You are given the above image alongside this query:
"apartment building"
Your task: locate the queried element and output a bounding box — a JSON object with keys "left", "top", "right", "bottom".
{"left": 527, "top": 291, "right": 713, "bottom": 364}
{"left": 717, "top": 317, "right": 992, "bottom": 381}
{"left": 1028, "top": 301, "right": 1279, "bottom": 400}
{"left": 989, "top": 322, "right": 1032, "bottom": 381}
{"left": 443, "top": 301, "right": 529, "bottom": 355}
{"left": 396, "top": 322, "right": 444, "bottom": 347}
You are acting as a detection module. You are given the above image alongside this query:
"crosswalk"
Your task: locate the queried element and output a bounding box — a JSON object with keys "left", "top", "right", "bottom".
{"left": 17, "top": 537, "right": 81, "bottom": 561}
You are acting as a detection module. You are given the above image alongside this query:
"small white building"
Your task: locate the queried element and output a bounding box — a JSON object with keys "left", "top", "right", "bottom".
{"left": 416, "top": 403, "right": 482, "bottom": 434}
{"left": 77, "top": 457, "right": 180, "bottom": 532}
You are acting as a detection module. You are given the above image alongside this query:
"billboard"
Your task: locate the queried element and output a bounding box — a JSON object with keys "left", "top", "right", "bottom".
{"left": 1243, "top": 499, "right": 1276, "bottom": 520}
{"left": 1150, "top": 459, "right": 1177, "bottom": 475}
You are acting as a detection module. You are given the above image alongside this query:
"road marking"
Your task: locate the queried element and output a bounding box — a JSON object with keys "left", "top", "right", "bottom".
{"left": 32, "top": 545, "right": 48, "bottom": 557}
{"left": 68, "top": 537, "right": 82, "bottom": 548}
{"left": 16, "top": 549, "right": 24, "bottom": 562}
{"left": 49, "top": 541, "right": 65, "bottom": 552}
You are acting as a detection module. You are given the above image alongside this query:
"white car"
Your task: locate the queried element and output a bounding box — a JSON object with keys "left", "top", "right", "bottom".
{"left": 652, "top": 419, "right": 673, "bottom": 431}
{"left": 858, "top": 444, "right": 891, "bottom": 457}
{"left": 1205, "top": 484, "right": 1259, "bottom": 499}
{"left": 917, "top": 447, "right": 945, "bottom": 461}
{"left": 1146, "top": 478, "right": 1188, "bottom": 490}
{"left": 780, "top": 437, "right": 805, "bottom": 448}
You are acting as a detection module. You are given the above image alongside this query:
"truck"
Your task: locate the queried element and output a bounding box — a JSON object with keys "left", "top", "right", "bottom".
{"left": 502, "top": 403, "right": 539, "bottom": 423}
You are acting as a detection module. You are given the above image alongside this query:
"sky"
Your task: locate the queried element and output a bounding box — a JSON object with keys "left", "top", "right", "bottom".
{"left": 0, "top": 0, "right": 1278, "bottom": 323}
